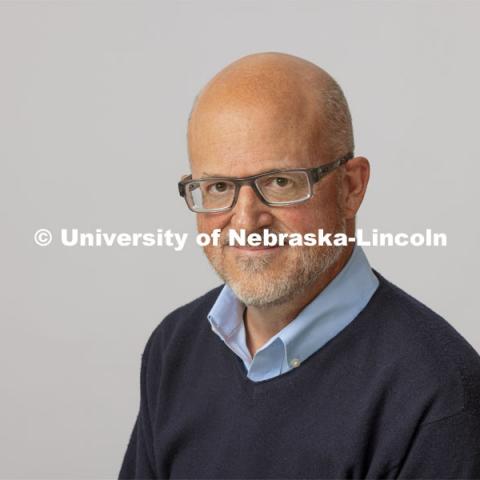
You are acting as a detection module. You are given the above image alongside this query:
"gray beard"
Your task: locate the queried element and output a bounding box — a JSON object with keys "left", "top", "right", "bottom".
{"left": 206, "top": 238, "right": 346, "bottom": 308}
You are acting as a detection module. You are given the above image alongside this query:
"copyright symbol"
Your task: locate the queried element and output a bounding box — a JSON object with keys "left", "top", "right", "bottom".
{"left": 34, "top": 229, "right": 53, "bottom": 247}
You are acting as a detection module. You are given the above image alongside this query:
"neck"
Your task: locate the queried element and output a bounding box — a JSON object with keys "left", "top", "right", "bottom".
{"left": 244, "top": 245, "right": 354, "bottom": 357}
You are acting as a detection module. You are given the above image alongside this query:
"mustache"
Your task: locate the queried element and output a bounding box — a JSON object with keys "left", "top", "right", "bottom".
{"left": 219, "top": 228, "right": 288, "bottom": 247}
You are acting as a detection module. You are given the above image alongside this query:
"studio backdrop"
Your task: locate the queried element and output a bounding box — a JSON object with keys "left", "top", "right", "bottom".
{"left": 1, "top": 1, "right": 479, "bottom": 478}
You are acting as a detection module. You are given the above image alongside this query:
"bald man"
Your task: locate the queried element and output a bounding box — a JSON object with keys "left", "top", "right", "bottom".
{"left": 119, "top": 53, "right": 480, "bottom": 479}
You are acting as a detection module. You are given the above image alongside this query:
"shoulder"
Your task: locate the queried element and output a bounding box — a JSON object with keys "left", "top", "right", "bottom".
{"left": 373, "top": 270, "right": 478, "bottom": 367}
{"left": 140, "top": 284, "right": 224, "bottom": 364}
{"left": 369, "top": 270, "right": 480, "bottom": 421}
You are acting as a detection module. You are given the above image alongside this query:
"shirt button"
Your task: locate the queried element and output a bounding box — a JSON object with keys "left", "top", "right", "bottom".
{"left": 290, "top": 358, "right": 301, "bottom": 368}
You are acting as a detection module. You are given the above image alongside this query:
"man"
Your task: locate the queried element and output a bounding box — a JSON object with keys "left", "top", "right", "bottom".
{"left": 119, "top": 53, "right": 480, "bottom": 479}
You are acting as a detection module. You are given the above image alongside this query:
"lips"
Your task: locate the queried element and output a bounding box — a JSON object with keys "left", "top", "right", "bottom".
{"left": 227, "top": 244, "right": 283, "bottom": 253}
{"left": 233, "top": 245, "right": 278, "bottom": 250}
{"left": 221, "top": 229, "right": 290, "bottom": 248}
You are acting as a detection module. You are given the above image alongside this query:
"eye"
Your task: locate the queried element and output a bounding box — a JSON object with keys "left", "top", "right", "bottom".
{"left": 263, "top": 176, "right": 294, "bottom": 189}
{"left": 273, "top": 177, "right": 291, "bottom": 187}
{"left": 206, "top": 181, "right": 230, "bottom": 194}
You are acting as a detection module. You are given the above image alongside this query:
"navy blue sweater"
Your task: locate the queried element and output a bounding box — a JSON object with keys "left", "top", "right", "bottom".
{"left": 119, "top": 272, "right": 480, "bottom": 479}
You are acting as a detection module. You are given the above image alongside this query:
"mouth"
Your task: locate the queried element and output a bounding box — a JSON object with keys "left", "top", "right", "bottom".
{"left": 226, "top": 245, "right": 284, "bottom": 254}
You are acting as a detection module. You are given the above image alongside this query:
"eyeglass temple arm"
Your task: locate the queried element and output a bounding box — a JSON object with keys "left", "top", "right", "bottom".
{"left": 313, "top": 152, "right": 353, "bottom": 181}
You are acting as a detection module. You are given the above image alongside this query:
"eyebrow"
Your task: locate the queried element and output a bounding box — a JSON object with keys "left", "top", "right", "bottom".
{"left": 200, "top": 168, "right": 293, "bottom": 179}
{"left": 201, "top": 171, "right": 236, "bottom": 179}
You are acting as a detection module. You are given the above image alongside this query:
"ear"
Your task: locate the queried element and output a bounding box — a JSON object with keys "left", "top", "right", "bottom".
{"left": 341, "top": 156, "right": 370, "bottom": 220}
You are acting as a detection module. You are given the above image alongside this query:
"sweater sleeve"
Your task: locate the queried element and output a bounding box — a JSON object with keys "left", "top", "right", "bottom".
{"left": 118, "top": 336, "right": 157, "bottom": 479}
{"left": 396, "top": 410, "right": 480, "bottom": 479}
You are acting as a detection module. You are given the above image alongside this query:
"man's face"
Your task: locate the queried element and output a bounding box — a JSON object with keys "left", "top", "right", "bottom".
{"left": 189, "top": 105, "right": 347, "bottom": 307}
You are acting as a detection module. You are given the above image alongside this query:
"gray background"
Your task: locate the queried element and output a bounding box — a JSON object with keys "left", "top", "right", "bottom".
{"left": 1, "top": 0, "right": 479, "bottom": 478}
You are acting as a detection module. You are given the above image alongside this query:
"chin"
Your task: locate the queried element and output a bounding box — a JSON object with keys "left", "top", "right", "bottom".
{"left": 227, "top": 281, "right": 295, "bottom": 308}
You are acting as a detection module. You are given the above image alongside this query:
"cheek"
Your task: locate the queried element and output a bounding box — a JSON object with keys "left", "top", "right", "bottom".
{"left": 196, "top": 213, "right": 230, "bottom": 235}
{"left": 303, "top": 183, "right": 343, "bottom": 230}
{"left": 275, "top": 201, "right": 339, "bottom": 234}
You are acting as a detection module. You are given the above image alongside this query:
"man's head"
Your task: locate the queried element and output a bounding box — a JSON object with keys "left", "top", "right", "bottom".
{"left": 186, "top": 52, "right": 370, "bottom": 308}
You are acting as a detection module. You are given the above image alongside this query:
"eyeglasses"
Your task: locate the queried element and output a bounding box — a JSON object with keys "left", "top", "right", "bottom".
{"left": 178, "top": 152, "right": 353, "bottom": 213}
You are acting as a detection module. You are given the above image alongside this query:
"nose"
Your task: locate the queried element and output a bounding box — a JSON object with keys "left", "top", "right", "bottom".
{"left": 229, "top": 184, "right": 274, "bottom": 232}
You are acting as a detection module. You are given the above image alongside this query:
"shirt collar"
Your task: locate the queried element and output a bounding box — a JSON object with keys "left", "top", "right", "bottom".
{"left": 274, "top": 245, "right": 378, "bottom": 366}
{"left": 208, "top": 245, "right": 379, "bottom": 377}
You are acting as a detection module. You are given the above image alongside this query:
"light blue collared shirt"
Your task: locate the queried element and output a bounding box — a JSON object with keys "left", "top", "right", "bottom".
{"left": 207, "top": 245, "right": 379, "bottom": 382}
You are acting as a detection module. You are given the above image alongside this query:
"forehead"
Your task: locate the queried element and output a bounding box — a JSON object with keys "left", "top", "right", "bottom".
{"left": 188, "top": 103, "right": 327, "bottom": 177}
